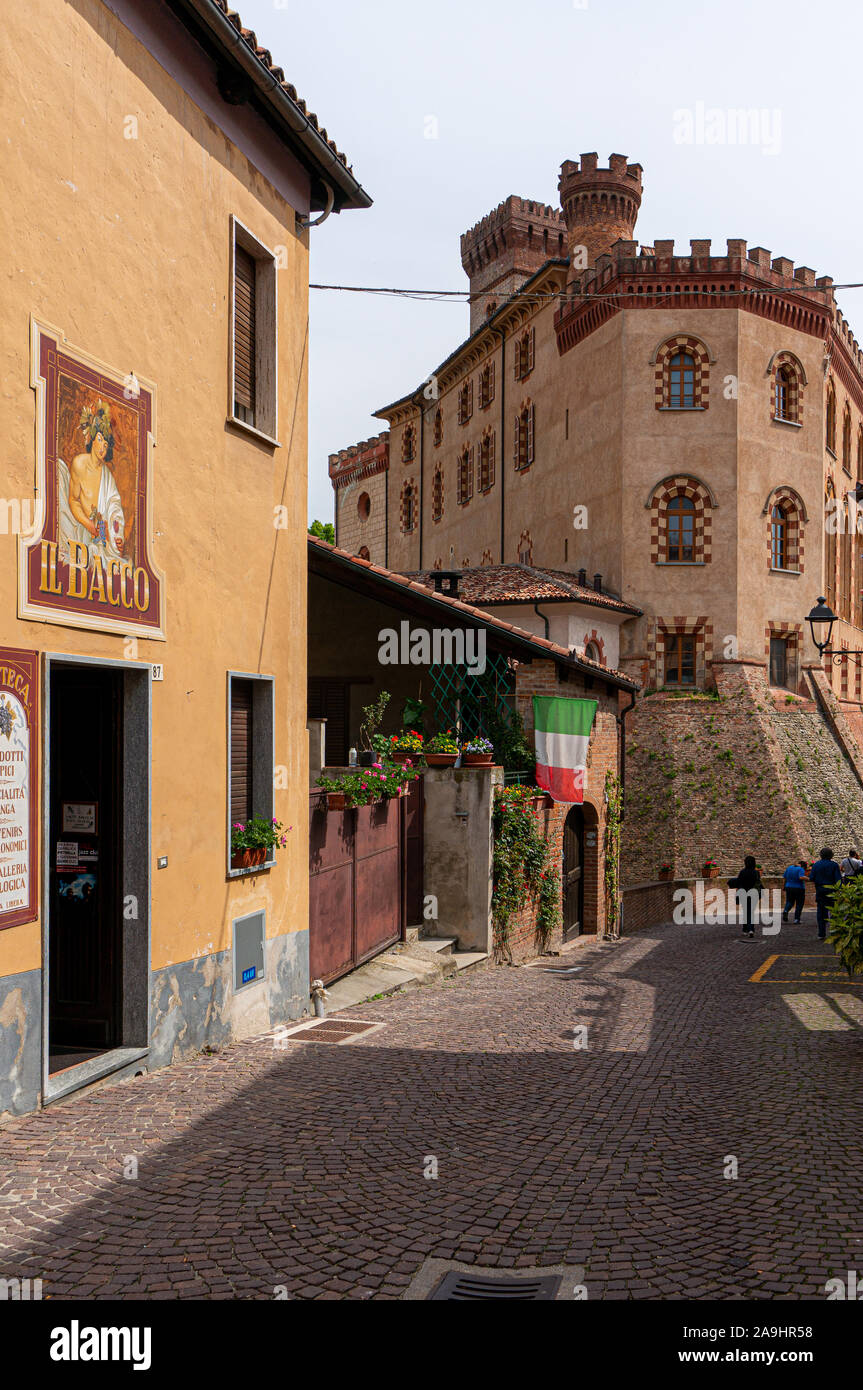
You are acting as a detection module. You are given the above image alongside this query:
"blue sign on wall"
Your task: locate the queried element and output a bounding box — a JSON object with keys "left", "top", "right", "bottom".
{"left": 242, "top": 965, "right": 256, "bottom": 985}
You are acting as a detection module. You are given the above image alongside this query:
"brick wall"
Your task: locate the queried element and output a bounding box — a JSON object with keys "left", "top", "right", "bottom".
{"left": 623, "top": 662, "right": 863, "bottom": 884}
{"left": 502, "top": 799, "right": 567, "bottom": 963}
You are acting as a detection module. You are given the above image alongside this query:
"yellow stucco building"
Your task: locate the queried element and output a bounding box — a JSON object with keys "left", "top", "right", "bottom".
{"left": 0, "top": 0, "right": 369, "bottom": 1114}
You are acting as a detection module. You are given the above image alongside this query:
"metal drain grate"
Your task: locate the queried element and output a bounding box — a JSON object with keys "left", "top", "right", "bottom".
{"left": 429, "top": 1272, "right": 562, "bottom": 1300}
{"left": 285, "top": 1018, "right": 384, "bottom": 1044}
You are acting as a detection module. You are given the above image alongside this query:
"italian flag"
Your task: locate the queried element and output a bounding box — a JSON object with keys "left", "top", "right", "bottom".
{"left": 532, "top": 696, "right": 598, "bottom": 803}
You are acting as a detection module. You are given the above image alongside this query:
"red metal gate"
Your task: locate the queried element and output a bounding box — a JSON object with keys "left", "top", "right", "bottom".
{"left": 309, "top": 780, "right": 424, "bottom": 984}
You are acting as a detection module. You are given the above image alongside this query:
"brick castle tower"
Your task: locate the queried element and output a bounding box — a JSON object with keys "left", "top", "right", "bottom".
{"left": 558, "top": 151, "right": 643, "bottom": 270}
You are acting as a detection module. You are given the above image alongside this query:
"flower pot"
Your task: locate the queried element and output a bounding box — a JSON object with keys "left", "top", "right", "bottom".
{"left": 326, "top": 791, "right": 347, "bottom": 810}
{"left": 358, "top": 751, "right": 374, "bottom": 767}
{"left": 389, "top": 751, "right": 413, "bottom": 764}
{"left": 462, "top": 754, "right": 493, "bottom": 766}
{"left": 531, "top": 794, "right": 546, "bottom": 811}
{"left": 425, "top": 752, "right": 458, "bottom": 767}
{"left": 231, "top": 846, "right": 267, "bottom": 870}
{"left": 658, "top": 868, "right": 672, "bottom": 881}
{"left": 702, "top": 864, "right": 719, "bottom": 879}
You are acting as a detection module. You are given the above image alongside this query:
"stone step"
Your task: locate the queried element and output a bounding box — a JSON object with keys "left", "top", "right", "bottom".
{"left": 419, "top": 936, "right": 458, "bottom": 956}
{"left": 452, "top": 950, "right": 488, "bottom": 972}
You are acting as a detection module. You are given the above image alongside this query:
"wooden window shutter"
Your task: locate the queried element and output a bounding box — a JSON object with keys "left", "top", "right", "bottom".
{"left": 230, "top": 679, "right": 254, "bottom": 825}
{"left": 514, "top": 413, "right": 521, "bottom": 466}
{"left": 468, "top": 379, "right": 473, "bottom": 416}
{"left": 489, "top": 431, "right": 495, "bottom": 486}
{"left": 489, "top": 359, "right": 495, "bottom": 399}
{"left": 528, "top": 327, "right": 535, "bottom": 371}
{"left": 468, "top": 445, "right": 474, "bottom": 499}
{"left": 527, "top": 404, "right": 535, "bottom": 463}
{"left": 234, "top": 245, "right": 257, "bottom": 422}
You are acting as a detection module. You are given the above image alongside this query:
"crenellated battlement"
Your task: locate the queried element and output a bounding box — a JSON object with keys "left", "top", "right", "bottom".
{"left": 460, "top": 196, "right": 567, "bottom": 333}
{"left": 328, "top": 431, "right": 389, "bottom": 485}
{"left": 558, "top": 152, "right": 643, "bottom": 270}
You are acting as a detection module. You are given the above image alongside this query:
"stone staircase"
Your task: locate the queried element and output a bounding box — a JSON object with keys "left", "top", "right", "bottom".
{"left": 407, "top": 926, "right": 488, "bottom": 974}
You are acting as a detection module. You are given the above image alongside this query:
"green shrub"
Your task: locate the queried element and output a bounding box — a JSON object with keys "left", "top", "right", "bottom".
{"left": 827, "top": 879, "right": 863, "bottom": 976}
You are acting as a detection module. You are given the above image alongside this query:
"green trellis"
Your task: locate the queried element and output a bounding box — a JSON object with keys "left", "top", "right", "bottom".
{"left": 428, "top": 651, "right": 515, "bottom": 741}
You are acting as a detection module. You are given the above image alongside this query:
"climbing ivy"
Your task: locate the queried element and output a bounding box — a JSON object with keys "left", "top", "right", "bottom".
{"left": 492, "top": 792, "right": 560, "bottom": 961}
{"left": 604, "top": 770, "right": 622, "bottom": 937}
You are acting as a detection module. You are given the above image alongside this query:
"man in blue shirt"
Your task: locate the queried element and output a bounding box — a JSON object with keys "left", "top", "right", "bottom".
{"left": 782, "top": 861, "right": 807, "bottom": 924}
{"left": 809, "top": 848, "right": 843, "bottom": 939}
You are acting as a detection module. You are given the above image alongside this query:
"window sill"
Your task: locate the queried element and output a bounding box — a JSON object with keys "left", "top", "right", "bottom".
{"left": 769, "top": 567, "right": 801, "bottom": 576}
{"left": 227, "top": 857, "right": 275, "bottom": 880}
{"left": 826, "top": 446, "right": 837, "bottom": 460}
{"left": 772, "top": 416, "right": 802, "bottom": 428}
{"left": 657, "top": 406, "right": 706, "bottom": 413}
{"left": 227, "top": 415, "right": 281, "bottom": 449}
{"left": 655, "top": 561, "right": 705, "bottom": 567}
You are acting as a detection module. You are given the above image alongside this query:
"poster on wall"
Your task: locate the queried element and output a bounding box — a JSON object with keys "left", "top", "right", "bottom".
{"left": 18, "top": 321, "right": 165, "bottom": 640}
{"left": 0, "top": 648, "right": 38, "bottom": 930}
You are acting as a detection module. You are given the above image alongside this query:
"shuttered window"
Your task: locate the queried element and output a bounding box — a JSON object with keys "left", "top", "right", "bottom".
{"left": 308, "top": 679, "right": 348, "bottom": 766}
{"left": 230, "top": 679, "right": 253, "bottom": 825}
{"left": 234, "top": 245, "right": 257, "bottom": 425}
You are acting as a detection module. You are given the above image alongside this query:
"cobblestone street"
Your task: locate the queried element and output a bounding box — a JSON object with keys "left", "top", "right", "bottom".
{"left": 2, "top": 915, "right": 862, "bottom": 1300}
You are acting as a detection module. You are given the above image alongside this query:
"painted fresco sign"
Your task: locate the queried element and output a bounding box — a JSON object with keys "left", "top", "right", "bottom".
{"left": 0, "top": 649, "right": 38, "bottom": 930}
{"left": 19, "top": 322, "right": 165, "bottom": 639}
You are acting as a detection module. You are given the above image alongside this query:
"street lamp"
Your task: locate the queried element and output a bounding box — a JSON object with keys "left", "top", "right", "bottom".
{"left": 806, "top": 596, "right": 836, "bottom": 656}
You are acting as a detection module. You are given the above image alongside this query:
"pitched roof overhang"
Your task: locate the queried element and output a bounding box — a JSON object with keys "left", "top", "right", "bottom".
{"left": 309, "top": 537, "right": 640, "bottom": 691}
{"left": 169, "top": 0, "right": 372, "bottom": 212}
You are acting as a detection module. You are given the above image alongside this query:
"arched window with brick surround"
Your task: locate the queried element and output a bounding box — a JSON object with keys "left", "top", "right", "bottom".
{"left": 433, "top": 407, "right": 443, "bottom": 448}
{"left": 647, "top": 474, "right": 715, "bottom": 565}
{"left": 402, "top": 423, "right": 416, "bottom": 463}
{"left": 826, "top": 380, "right": 837, "bottom": 454}
{"left": 652, "top": 334, "right": 713, "bottom": 411}
{"left": 357, "top": 546, "right": 370, "bottom": 561}
{"left": 514, "top": 401, "right": 535, "bottom": 470}
{"left": 517, "top": 530, "right": 533, "bottom": 565}
{"left": 764, "top": 485, "right": 806, "bottom": 573}
{"left": 432, "top": 464, "right": 444, "bottom": 522}
{"left": 478, "top": 430, "right": 496, "bottom": 492}
{"left": 400, "top": 479, "right": 417, "bottom": 534}
{"left": 456, "top": 447, "right": 473, "bottom": 506}
{"left": 767, "top": 349, "right": 805, "bottom": 425}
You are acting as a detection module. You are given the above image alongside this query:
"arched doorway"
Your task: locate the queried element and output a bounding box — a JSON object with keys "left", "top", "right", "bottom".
{"left": 562, "top": 806, "right": 584, "bottom": 941}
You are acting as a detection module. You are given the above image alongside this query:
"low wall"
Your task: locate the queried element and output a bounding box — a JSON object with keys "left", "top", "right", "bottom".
{"left": 621, "top": 880, "right": 679, "bottom": 934}
{"left": 503, "top": 799, "right": 569, "bottom": 963}
{"left": 423, "top": 766, "right": 501, "bottom": 953}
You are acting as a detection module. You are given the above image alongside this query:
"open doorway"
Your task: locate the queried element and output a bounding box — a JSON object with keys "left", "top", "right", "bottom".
{"left": 562, "top": 806, "right": 584, "bottom": 942}
{"left": 48, "top": 665, "right": 123, "bottom": 1072}
{"left": 44, "top": 659, "right": 150, "bottom": 1095}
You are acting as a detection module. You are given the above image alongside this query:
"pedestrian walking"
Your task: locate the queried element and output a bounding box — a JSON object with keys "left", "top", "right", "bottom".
{"left": 809, "top": 848, "right": 842, "bottom": 940}
{"left": 839, "top": 848, "right": 862, "bottom": 881}
{"left": 729, "top": 855, "right": 763, "bottom": 938}
{"left": 782, "top": 860, "right": 807, "bottom": 923}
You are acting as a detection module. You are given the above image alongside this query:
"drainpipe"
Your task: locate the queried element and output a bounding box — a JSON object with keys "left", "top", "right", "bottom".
{"left": 616, "top": 688, "right": 638, "bottom": 821}
{"left": 310, "top": 979, "right": 329, "bottom": 1018}
{"left": 490, "top": 325, "right": 506, "bottom": 563}
{"left": 416, "top": 396, "right": 424, "bottom": 570}
{"left": 297, "top": 182, "right": 334, "bottom": 229}
{"left": 533, "top": 603, "right": 550, "bottom": 640}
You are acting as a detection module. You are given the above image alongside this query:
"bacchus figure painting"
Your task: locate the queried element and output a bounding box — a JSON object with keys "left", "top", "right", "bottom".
{"left": 57, "top": 399, "right": 127, "bottom": 566}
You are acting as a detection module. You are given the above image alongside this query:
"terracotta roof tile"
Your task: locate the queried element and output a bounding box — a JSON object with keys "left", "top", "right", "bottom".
{"left": 403, "top": 563, "right": 642, "bottom": 615}
{"left": 212, "top": 0, "right": 354, "bottom": 172}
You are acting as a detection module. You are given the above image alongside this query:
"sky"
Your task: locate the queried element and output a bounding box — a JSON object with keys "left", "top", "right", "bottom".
{"left": 235, "top": 0, "right": 863, "bottom": 524}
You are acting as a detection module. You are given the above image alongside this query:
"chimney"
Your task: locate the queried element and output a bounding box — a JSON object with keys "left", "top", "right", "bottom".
{"left": 577, "top": 568, "right": 587, "bottom": 586}
{"left": 433, "top": 570, "right": 461, "bottom": 599}
{"left": 593, "top": 573, "right": 602, "bottom": 592}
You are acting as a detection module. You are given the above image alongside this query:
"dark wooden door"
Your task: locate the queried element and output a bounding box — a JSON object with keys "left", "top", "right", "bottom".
{"left": 769, "top": 637, "right": 787, "bottom": 689}
{"left": 49, "top": 667, "right": 123, "bottom": 1053}
{"left": 562, "top": 806, "right": 584, "bottom": 942}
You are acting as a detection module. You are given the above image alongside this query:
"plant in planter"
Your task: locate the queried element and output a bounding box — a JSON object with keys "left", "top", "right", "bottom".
{"left": 358, "top": 691, "right": 390, "bottom": 767}
{"left": 461, "top": 737, "right": 494, "bottom": 765}
{"left": 425, "top": 729, "right": 459, "bottom": 766}
{"left": 658, "top": 863, "right": 673, "bottom": 880}
{"left": 231, "top": 816, "right": 290, "bottom": 869}
{"left": 387, "top": 729, "right": 424, "bottom": 763}
{"left": 316, "top": 763, "right": 420, "bottom": 809}
{"left": 702, "top": 858, "right": 719, "bottom": 878}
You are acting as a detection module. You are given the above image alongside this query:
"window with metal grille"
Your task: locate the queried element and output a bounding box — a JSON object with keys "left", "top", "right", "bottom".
{"left": 665, "top": 494, "right": 695, "bottom": 562}
{"left": 664, "top": 634, "right": 696, "bottom": 686}
{"left": 771, "top": 503, "right": 788, "bottom": 569}
{"left": 775, "top": 365, "right": 795, "bottom": 421}
{"left": 668, "top": 351, "right": 696, "bottom": 408}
